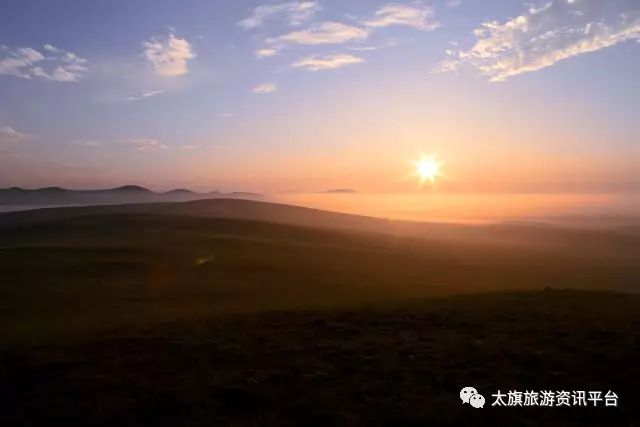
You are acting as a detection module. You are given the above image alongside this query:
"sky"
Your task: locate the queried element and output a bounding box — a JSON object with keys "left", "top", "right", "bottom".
{"left": 0, "top": 0, "right": 638, "bottom": 193}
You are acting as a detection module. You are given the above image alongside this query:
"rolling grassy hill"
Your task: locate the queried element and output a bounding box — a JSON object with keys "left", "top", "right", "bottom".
{"left": 1, "top": 199, "right": 639, "bottom": 425}
{"left": 1, "top": 199, "right": 639, "bottom": 342}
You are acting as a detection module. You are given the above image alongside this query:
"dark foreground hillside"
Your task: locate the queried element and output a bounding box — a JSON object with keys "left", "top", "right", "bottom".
{"left": 2, "top": 202, "right": 639, "bottom": 342}
{"left": 1, "top": 292, "right": 639, "bottom": 426}
{"left": 1, "top": 201, "right": 639, "bottom": 425}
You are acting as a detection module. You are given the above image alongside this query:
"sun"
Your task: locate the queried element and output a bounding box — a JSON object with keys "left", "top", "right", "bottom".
{"left": 413, "top": 154, "right": 444, "bottom": 184}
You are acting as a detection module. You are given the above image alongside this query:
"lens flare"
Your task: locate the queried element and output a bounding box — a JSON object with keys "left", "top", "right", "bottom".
{"left": 413, "top": 154, "right": 444, "bottom": 184}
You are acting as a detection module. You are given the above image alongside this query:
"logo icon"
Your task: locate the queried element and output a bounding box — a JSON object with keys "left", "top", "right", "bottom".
{"left": 460, "top": 387, "right": 485, "bottom": 409}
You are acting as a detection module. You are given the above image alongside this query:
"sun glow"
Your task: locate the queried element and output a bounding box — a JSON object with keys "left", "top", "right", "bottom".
{"left": 413, "top": 154, "right": 444, "bottom": 184}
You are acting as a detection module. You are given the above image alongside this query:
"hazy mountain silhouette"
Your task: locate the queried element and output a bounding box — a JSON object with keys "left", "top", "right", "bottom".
{"left": 0, "top": 186, "right": 256, "bottom": 206}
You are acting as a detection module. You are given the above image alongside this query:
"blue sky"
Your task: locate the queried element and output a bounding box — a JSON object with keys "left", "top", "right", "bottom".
{"left": 0, "top": 0, "right": 638, "bottom": 192}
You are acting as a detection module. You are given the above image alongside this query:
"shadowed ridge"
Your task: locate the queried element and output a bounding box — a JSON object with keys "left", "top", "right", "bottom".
{"left": 36, "top": 186, "right": 68, "bottom": 192}
{"left": 167, "top": 198, "right": 390, "bottom": 229}
{"left": 111, "top": 185, "right": 153, "bottom": 193}
{"left": 227, "top": 191, "right": 261, "bottom": 197}
{"left": 0, "top": 198, "right": 392, "bottom": 231}
{"left": 0, "top": 186, "right": 71, "bottom": 193}
{"left": 0, "top": 198, "right": 439, "bottom": 243}
{"left": 1, "top": 198, "right": 639, "bottom": 253}
{"left": 164, "top": 188, "right": 195, "bottom": 194}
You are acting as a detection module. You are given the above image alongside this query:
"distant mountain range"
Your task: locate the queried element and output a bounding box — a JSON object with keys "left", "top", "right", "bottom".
{"left": 0, "top": 186, "right": 260, "bottom": 206}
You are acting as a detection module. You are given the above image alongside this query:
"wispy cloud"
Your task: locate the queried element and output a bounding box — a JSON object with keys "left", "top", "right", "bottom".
{"left": 255, "top": 48, "right": 280, "bottom": 58}
{"left": 127, "top": 90, "right": 164, "bottom": 101}
{"left": 435, "top": 0, "right": 640, "bottom": 82}
{"left": 181, "top": 144, "right": 198, "bottom": 151}
{"left": 119, "top": 138, "right": 167, "bottom": 151}
{"left": 142, "top": 31, "right": 195, "bottom": 77}
{"left": 364, "top": 3, "right": 440, "bottom": 30}
{"left": 292, "top": 54, "right": 364, "bottom": 71}
{"left": 252, "top": 4, "right": 436, "bottom": 64}
{"left": 350, "top": 40, "right": 399, "bottom": 52}
{"left": 248, "top": 4, "right": 438, "bottom": 65}
{"left": 74, "top": 137, "right": 169, "bottom": 151}
{"left": 271, "top": 22, "right": 370, "bottom": 46}
{"left": 0, "top": 125, "right": 31, "bottom": 144}
{"left": 252, "top": 82, "right": 277, "bottom": 94}
{"left": 0, "top": 44, "right": 88, "bottom": 82}
{"left": 239, "top": 1, "right": 321, "bottom": 29}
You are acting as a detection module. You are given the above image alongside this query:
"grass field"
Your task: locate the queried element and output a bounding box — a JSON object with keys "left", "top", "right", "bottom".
{"left": 1, "top": 200, "right": 639, "bottom": 425}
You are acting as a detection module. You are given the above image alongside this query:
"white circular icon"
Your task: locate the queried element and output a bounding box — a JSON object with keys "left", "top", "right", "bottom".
{"left": 469, "top": 393, "right": 485, "bottom": 408}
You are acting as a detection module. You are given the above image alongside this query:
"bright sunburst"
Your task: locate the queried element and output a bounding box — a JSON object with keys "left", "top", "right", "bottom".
{"left": 413, "top": 154, "right": 444, "bottom": 184}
